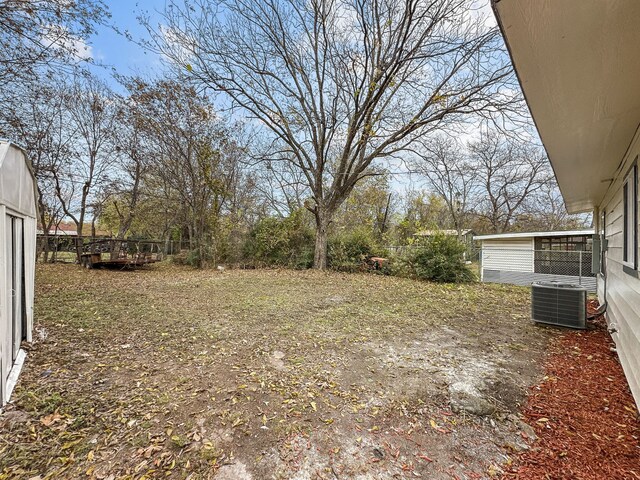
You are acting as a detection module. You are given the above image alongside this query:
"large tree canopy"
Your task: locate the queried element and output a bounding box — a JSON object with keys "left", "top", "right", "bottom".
{"left": 147, "top": 0, "right": 521, "bottom": 268}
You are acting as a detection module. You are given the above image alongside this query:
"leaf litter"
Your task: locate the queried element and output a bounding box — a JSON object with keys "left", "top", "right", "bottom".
{"left": 0, "top": 264, "right": 565, "bottom": 479}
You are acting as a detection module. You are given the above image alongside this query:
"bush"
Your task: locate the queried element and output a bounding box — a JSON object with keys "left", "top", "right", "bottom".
{"left": 403, "top": 232, "right": 475, "bottom": 283}
{"left": 170, "top": 244, "right": 217, "bottom": 268}
{"left": 170, "top": 250, "right": 189, "bottom": 265}
{"left": 243, "top": 210, "right": 315, "bottom": 268}
{"left": 328, "top": 228, "right": 384, "bottom": 271}
{"left": 185, "top": 247, "right": 209, "bottom": 268}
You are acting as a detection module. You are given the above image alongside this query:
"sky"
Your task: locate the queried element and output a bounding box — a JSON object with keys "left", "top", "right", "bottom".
{"left": 88, "top": 1, "right": 167, "bottom": 85}
{"left": 83, "top": 0, "right": 510, "bottom": 195}
{"left": 87, "top": 0, "right": 496, "bottom": 86}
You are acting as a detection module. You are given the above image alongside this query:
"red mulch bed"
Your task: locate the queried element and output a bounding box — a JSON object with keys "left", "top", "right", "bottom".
{"left": 503, "top": 301, "right": 640, "bottom": 480}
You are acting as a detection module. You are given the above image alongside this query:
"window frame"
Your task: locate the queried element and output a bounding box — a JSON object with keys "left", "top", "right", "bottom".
{"left": 623, "top": 159, "right": 638, "bottom": 271}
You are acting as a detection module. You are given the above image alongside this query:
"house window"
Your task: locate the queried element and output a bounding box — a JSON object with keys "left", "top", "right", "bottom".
{"left": 623, "top": 163, "right": 638, "bottom": 269}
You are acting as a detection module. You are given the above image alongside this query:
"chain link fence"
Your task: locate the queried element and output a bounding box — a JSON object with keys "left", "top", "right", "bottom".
{"left": 480, "top": 247, "right": 596, "bottom": 292}
{"left": 384, "top": 245, "right": 595, "bottom": 291}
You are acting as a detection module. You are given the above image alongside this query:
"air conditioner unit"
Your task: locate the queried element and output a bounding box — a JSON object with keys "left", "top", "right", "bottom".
{"left": 531, "top": 281, "right": 587, "bottom": 329}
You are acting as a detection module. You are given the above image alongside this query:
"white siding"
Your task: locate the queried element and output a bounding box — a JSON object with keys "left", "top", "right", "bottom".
{"left": 23, "top": 216, "right": 35, "bottom": 343}
{"left": 481, "top": 239, "right": 534, "bottom": 273}
{"left": 0, "top": 144, "right": 36, "bottom": 405}
{"left": 599, "top": 127, "right": 640, "bottom": 408}
{"left": 0, "top": 204, "right": 6, "bottom": 403}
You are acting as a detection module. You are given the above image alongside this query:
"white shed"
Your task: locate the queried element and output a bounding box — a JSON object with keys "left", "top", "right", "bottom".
{"left": 0, "top": 141, "right": 37, "bottom": 406}
{"left": 475, "top": 230, "right": 595, "bottom": 291}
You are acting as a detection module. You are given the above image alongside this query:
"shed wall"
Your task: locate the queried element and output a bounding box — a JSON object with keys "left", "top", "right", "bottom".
{"left": 481, "top": 239, "right": 534, "bottom": 273}
{"left": 0, "top": 144, "right": 36, "bottom": 405}
{"left": 0, "top": 143, "right": 36, "bottom": 217}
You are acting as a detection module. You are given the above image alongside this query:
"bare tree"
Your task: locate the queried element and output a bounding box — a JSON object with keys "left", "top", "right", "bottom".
{"left": 470, "top": 132, "right": 552, "bottom": 233}
{"left": 51, "top": 75, "right": 118, "bottom": 259}
{"left": 126, "top": 79, "right": 244, "bottom": 267}
{"left": 146, "top": 0, "right": 519, "bottom": 268}
{"left": 410, "top": 135, "right": 477, "bottom": 237}
{"left": 104, "top": 80, "right": 158, "bottom": 240}
{"left": 254, "top": 158, "right": 311, "bottom": 217}
{"left": 332, "top": 174, "right": 395, "bottom": 239}
{"left": 390, "top": 189, "right": 451, "bottom": 243}
{"left": 0, "top": 80, "right": 72, "bottom": 261}
{"left": 108, "top": 147, "right": 145, "bottom": 240}
{"left": 0, "top": 0, "right": 109, "bottom": 85}
{"left": 514, "top": 178, "right": 590, "bottom": 232}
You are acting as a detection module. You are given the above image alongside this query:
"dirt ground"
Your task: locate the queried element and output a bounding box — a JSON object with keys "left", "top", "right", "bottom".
{"left": 0, "top": 264, "right": 556, "bottom": 479}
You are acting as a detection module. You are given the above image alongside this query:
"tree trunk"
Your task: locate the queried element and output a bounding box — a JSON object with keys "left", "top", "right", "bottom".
{"left": 164, "top": 235, "right": 171, "bottom": 257}
{"left": 39, "top": 233, "right": 49, "bottom": 263}
{"left": 75, "top": 225, "right": 84, "bottom": 263}
{"left": 313, "top": 209, "right": 331, "bottom": 270}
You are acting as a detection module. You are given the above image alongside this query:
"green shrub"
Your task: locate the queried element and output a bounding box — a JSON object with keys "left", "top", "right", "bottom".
{"left": 403, "top": 232, "right": 475, "bottom": 283}
{"left": 382, "top": 251, "right": 410, "bottom": 277}
{"left": 171, "top": 251, "right": 189, "bottom": 265}
{"left": 328, "top": 228, "right": 384, "bottom": 271}
{"left": 186, "top": 248, "right": 206, "bottom": 268}
{"left": 243, "top": 209, "right": 315, "bottom": 268}
{"left": 169, "top": 244, "right": 217, "bottom": 268}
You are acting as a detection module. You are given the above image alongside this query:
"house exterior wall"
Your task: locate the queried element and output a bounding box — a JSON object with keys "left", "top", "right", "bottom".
{"left": 490, "top": 0, "right": 640, "bottom": 408}
{"left": 599, "top": 128, "right": 640, "bottom": 406}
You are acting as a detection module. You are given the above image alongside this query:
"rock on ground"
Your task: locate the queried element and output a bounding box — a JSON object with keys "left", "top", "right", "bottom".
{"left": 449, "top": 381, "right": 496, "bottom": 416}
{"left": 215, "top": 462, "right": 253, "bottom": 480}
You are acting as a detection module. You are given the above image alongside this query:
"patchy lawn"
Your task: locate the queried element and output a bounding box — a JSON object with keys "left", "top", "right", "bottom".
{"left": 1, "top": 264, "right": 555, "bottom": 479}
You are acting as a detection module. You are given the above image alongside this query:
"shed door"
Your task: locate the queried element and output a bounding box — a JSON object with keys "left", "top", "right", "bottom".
{"left": 3, "top": 214, "right": 26, "bottom": 384}
{"left": 11, "top": 216, "right": 25, "bottom": 359}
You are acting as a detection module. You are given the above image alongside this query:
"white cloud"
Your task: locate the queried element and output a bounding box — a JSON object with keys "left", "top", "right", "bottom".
{"left": 42, "top": 24, "right": 94, "bottom": 61}
{"left": 464, "top": 0, "right": 498, "bottom": 31}
{"left": 65, "top": 35, "right": 94, "bottom": 60}
{"left": 155, "top": 23, "right": 197, "bottom": 70}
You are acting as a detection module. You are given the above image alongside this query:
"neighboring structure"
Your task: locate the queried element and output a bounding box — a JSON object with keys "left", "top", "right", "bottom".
{"left": 414, "top": 229, "right": 476, "bottom": 257}
{"left": 493, "top": 0, "right": 640, "bottom": 405}
{"left": 476, "top": 230, "right": 595, "bottom": 291}
{"left": 37, "top": 221, "right": 110, "bottom": 237}
{"left": 36, "top": 222, "right": 113, "bottom": 264}
{"left": 414, "top": 229, "right": 474, "bottom": 238}
{"left": 0, "top": 141, "right": 37, "bottom": 406}
{"left": 415, "top": 229, "right": 475, "bottom": 244}
{"left": 36, "top": 223, "right": 77, "bottom": 236}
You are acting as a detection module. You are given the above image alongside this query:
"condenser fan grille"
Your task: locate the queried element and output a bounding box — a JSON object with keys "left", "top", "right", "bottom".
{"left": 531, "top": 281, "right": 587, "bottom": 329}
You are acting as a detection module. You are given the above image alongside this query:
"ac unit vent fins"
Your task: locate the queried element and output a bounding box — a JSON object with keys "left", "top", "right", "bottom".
{"left": 531, "top": 281, "right": 587, "bottom": 329}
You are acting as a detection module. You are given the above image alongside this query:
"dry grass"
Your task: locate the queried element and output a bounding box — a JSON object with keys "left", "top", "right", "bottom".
{"left": 0, "top": 263, "right": 555, "bottom": 479}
